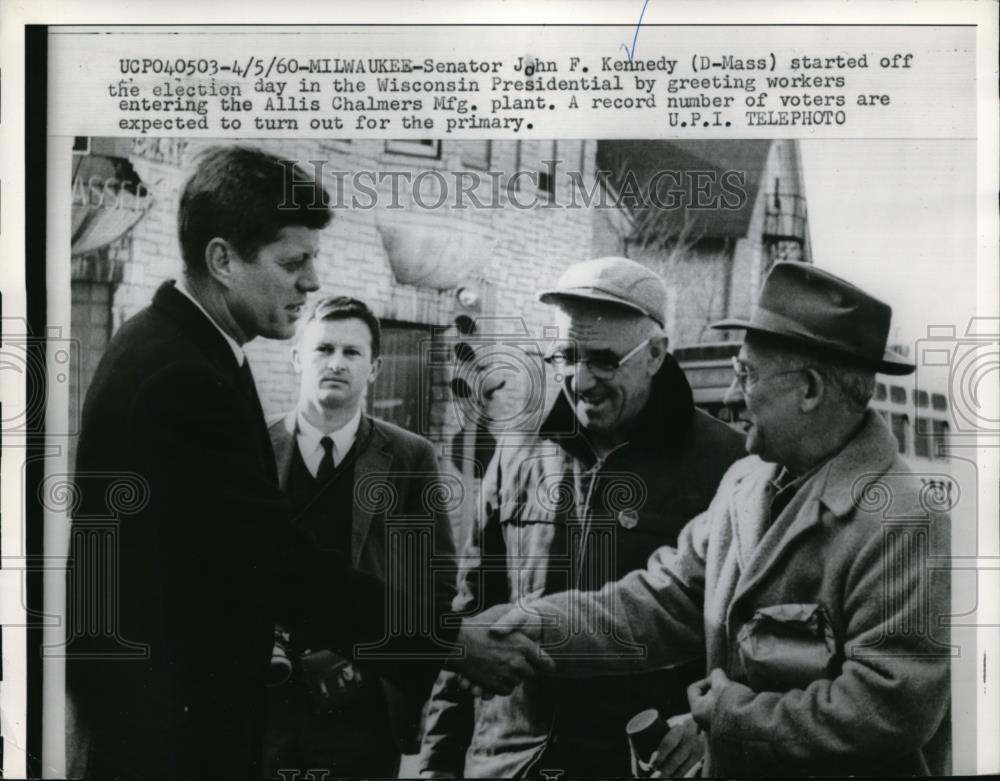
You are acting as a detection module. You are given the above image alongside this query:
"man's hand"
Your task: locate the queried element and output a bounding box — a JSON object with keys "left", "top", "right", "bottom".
{"left": 487, "top": 600, "right": 546, "bottom": 642}
{"left": 449, "top": 603, "right": 554, "bottom": 697}
{"left": 687, "top": 668, "right": 731, "bottom": 731}
{"left": 632, "top": 713, "right": 704, "bottom": 778}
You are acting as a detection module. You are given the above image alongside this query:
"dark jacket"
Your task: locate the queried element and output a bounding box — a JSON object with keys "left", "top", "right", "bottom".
{"left": 66, "top": 281, "right": 451, "bottom": 779}
{"left": 267, "top": 411, "right": 457, "bottom": 751}
{"left": 419, "top": 354, "right": 745, "bottom": 779}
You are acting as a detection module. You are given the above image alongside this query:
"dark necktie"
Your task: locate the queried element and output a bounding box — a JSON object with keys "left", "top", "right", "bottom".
{"left": 316, "top": 436, "right": 335, "bottom": 484}
{"left": 238, "top": 359, "right": 260, "bottom": 404}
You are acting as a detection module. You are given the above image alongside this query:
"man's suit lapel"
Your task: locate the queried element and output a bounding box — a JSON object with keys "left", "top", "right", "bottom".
{"left": 273, "top": 411, "right": 298, "bottom": 492}
{"left": 352, "top": 416, "right": 392, "bottom": 568}
{"left": 274, "top": 412, "right": 393, "bottom": 567}
{"left": 239, "top": 362, "right": 279, "bottom": 484}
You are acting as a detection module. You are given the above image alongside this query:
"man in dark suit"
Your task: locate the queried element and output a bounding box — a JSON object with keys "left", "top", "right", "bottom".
{"left": 262, "top": 296, "right": 456, "bottom": 778}
{"left": 65, "top": 146, "right": 548, "bottom": 779}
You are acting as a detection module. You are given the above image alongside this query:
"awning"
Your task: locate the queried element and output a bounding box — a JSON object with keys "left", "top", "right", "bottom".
{"left": 71, "top": 151, "right": 152, "bottom": 258}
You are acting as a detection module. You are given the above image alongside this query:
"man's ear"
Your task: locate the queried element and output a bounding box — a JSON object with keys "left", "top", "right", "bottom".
{"left": 290, "top": 342, "right": 302, "bottom": 374}
{"left": 204, "top": 238, "right": 236, "bottom": 289}
{"left": 368, "top": 355, "right": 383, "bottom": 385}
{"left": 800, "top": 367, "right": 825, "bottom": 412}
{"left": 645, "top": 334, "right": 669, "bottom": 376}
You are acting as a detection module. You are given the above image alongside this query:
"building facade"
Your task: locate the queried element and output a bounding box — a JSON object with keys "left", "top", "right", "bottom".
{"left": 593, "top": 139, "right": 812, "bottom": 347}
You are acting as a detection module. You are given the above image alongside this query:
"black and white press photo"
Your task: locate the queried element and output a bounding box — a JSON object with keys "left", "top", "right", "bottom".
{"left": 51, "top": 134, "right": 975, "bottom": 779}
{"left": 1, "top": 12, "right": 997, "bottom": 781}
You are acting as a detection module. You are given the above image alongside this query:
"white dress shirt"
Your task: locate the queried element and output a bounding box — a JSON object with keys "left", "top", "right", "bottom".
{"left": 296, "top": 408, "right": 362, "bottom": 476}
{"left": 175, "top": 278, "right": 246, "bottom": 367}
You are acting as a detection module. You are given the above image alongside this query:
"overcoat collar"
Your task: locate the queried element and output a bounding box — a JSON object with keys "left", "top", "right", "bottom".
{"left": 154, "top": 280, "right": 277, "bottom": 483}
{"left": 153, "top": 280, "right": 243, "bottom": 378}
{"left": 730, "top": 410, "right": 898, "bottom": 607}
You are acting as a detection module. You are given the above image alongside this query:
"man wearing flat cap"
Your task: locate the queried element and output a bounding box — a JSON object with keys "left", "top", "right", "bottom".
{"left": 492, "top": 261, "right": 952, "bottom": 777}
{"left": 419, "top": 257, "right": 745, "bottom": 778}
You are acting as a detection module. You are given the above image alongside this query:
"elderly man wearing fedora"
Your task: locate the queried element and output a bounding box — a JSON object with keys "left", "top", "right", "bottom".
{"left": 491, "top": 261, "right": 952, "bottom": 777}
{"left": 418, "top": 257, "right": 745, "bottom": 779}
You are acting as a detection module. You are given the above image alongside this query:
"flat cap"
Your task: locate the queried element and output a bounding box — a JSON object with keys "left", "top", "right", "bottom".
{"left": 539, "top": 256, "right": 668, "bottom": 326}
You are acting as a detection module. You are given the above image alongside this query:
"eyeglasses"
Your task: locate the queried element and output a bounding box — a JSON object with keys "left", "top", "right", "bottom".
{"left": 730, "top": 356, "right": 804, "bottom": 395}
{"left": 544, "top": 337, "right": 651, "bottom": 379}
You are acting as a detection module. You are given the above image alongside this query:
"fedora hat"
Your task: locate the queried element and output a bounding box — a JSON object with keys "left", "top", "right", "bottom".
{"left": 711, "top": 261, "right": 915, "bottom": 375}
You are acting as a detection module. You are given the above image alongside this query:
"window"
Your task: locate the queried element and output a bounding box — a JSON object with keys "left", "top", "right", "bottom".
{"left": 385, "top": 140, "right": 441, "bottom": 159}
{"left": 874, "top": 383, "right": 887, "bottom": 401}
{"left": 890, "top": 385, "right": 907, "bottom": 404}
{"left": 457, "top": 140, "right": 491, "bottom": 170}
{"left": 931, "top": 393, "right": 947, "bottom": 411}
{"left": 367, "top": 322, "right": 433, "bottom": 434}
{"left": 913, "top": 390, "right": 929, "bottom": 408}
{"left": 515, "top": 139, "right": 558, "bottom": 200}
{"left": 890, "top": 413, "right": 910, "bottom": 455}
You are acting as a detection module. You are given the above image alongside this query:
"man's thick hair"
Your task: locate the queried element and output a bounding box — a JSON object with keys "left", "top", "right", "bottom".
{"left": 303, "top": 296, "right": 382, "bottom": 359}
{"left": 178, "top": 145, "right": 332, "bottom": 273}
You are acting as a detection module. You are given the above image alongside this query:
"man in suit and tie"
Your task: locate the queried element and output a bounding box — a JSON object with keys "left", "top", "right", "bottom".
{"left": 263, "top": 296, "right": 457, "bottom": 778}
{"left": 66, "top": 145, "right": 549, "bottom": 779}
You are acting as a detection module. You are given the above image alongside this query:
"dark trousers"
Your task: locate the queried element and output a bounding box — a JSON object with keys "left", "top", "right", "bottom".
{"left": 262, "top": 676, "right": 399, "bottom": 779}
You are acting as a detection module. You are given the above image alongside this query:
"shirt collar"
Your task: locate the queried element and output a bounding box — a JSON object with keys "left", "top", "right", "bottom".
{"left": 769, "top": 465, "right": 810, "bottom": 494}
{"left": 296, "top": 408, "right": 363, "bottom": 468}
{"left": 175, "top": 278, "right": 245, "bottom": 367}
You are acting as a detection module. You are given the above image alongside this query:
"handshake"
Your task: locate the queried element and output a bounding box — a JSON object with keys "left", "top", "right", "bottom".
{"left": 447, "top": 601, "right": 553, "bottom": 697}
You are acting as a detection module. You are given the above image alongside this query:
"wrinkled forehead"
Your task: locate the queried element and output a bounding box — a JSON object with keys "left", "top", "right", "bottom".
{"left": 551, "top": 303, "right": 647, "bottom": 347}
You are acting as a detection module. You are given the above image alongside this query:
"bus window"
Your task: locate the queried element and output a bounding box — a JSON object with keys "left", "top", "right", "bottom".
{"left": 890, "top": 386, "right": 907, "bottom": 404}
{"left": 914, "top": 417, "right": 931, "bottom": 457}
{"left": 913, "top": 390, "right": 929, "bottom": 408}
{"left": 891, "top": 413, "right": 909, "bottom": 455}
{"left": 874, "top": 383, "right": 887, "bottom": 401}
{"left": 932, "top": 419, "right": 950, "bottom": 459}
{"left": 931, "top": 393, "right": 947, "bottom": 411}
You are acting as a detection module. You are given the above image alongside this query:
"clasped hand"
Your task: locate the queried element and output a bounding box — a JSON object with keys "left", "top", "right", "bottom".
{"left": 448, "top": 602, "right": 552, "bottom": 697}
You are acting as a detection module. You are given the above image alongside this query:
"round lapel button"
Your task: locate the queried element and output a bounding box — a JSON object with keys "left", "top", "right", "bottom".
{"left": 618, "top": 509, "right": 639, "bottom": 529}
